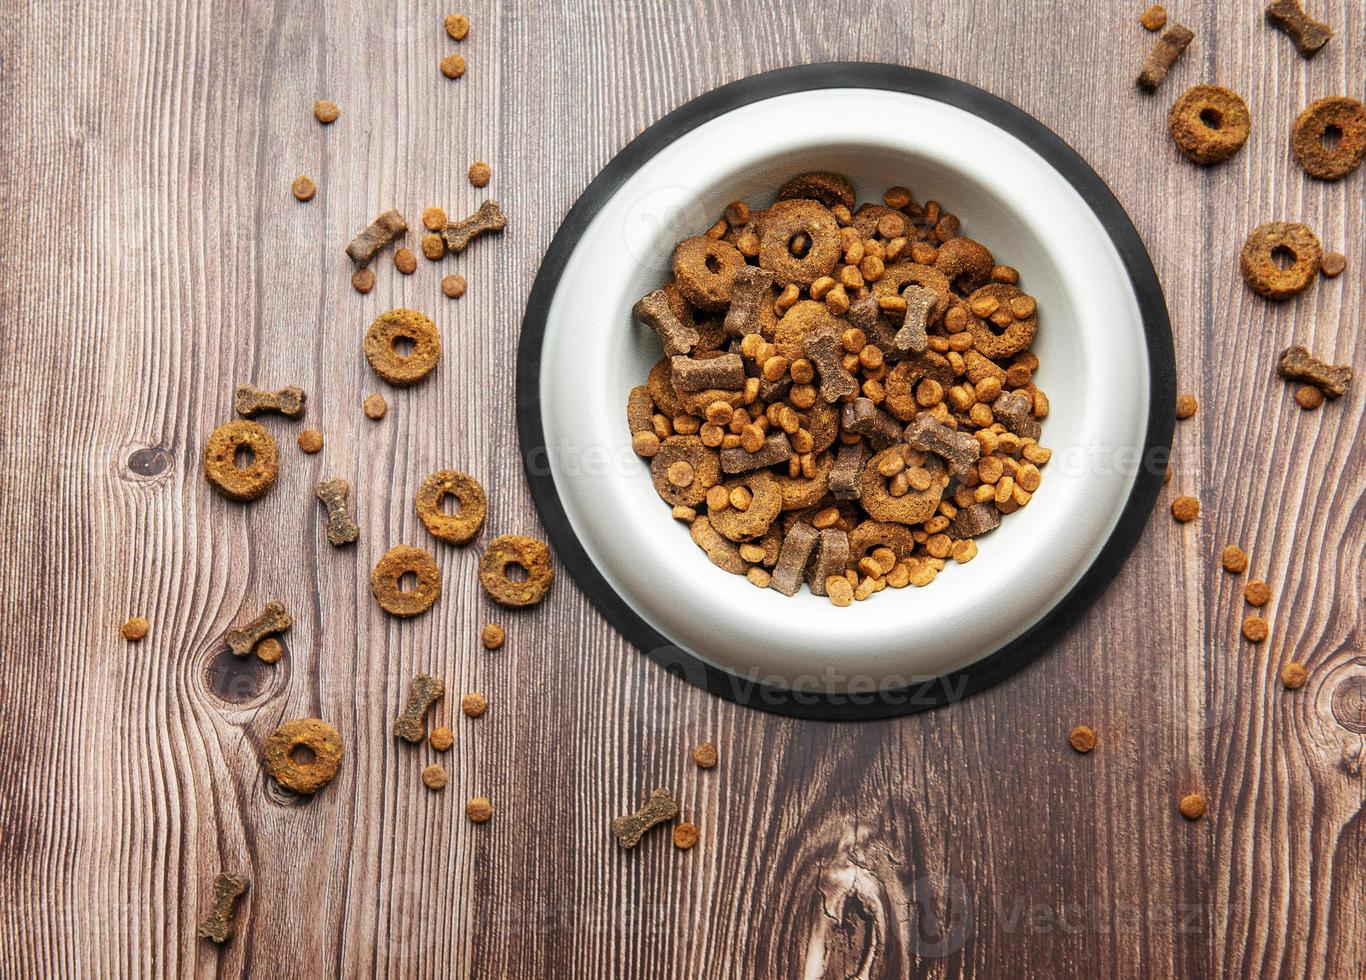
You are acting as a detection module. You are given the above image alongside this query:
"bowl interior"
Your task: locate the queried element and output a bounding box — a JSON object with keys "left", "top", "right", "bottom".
{"left": 538, "top": 88, "right": 1149, "bottom": 692}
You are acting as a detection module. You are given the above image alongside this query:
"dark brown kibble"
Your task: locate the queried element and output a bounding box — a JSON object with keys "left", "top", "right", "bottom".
{"left": 1175, "top": 393, "right": 1198, "bottom": 419}
{"left": 315, "top": 478, "right": 359, "bottom": 546}
{"left": 1069, "top": 725, "right": 1097, "bottom": 754}
{"left": 352, "top": 267, "right": 376, "bottom": 294}
{"left": 468, "top": 161, "right": 491, "bottom": 187}
{"left": 1220, "top": 545, "right": 1248, "bottom": 573}
{"left": 363, "top": 393, "right": 387, "bottom": 419}
{"left": 440, "top": 53, "right": 466, "bottom": 79}
{"left": 346, "top": 209, "right": 408, "bottom": 267}
{"left": 443, "top": 200, "right": 507, "bottom": 253}
{"left": 480, "top": 622, "right": 505, "bottom": 649}
{"left": 673, "top": 823, "right": 700, "bottom": 850}
{"left": 393, "top": 673, "right": 445, "bottom": 742}
{"left": 1278, "top": 345, "right": 1351, "bottom": 398}
{"left": 1140, "top": 4, "right": 1167, "bottom": 30}
{"left": 394, "top": 248, "right": 417, "bottom": 275}
{"left": 1244, "top": 579, "right": 1271, "bottom": 607}
{"left": 313, "top": 100, "right": 339, "bottom": 124}
{"left": 612, "top": 788, "right": 679, "bottom": 849}
{"left": 444, "top": 12, "right": 470, "bottom": 39}
{"left": 197, "top": 873, "right": 249, "bottom": 944}
{"left": 291, "top": 175, "right": 316, "bottom": 202}
{"left": 692, "top": 742, "right": 718, "bottom": 769}
{"left": 441, "top": 274, "right": 467, "bottom": 299}
{"left": 1265, "top": 0, "right": 1332, "bottom": 58}
{"left": 297, "top": 428, "right": 323, "bottom": 453}
{"left": 1290, "top": 97, "right": 1366, "bottom": 181}
{"left": 1280, "top": 662, "right": 1308, "bottom": 689}
{"left": 1136, "top": 23, "right": 1195, "bottom": 92}
{"left": 1179, "top": 793, "right": 1206, "bottom": 820}
{"left": 1168, "top": 85, "right": 1251, "bottom": 165}
{"left": 224, "top": 601, "right": 291, "bottom": 657}
{"left": 1171, "top": 495, "right": 1200, "bottom": 523}
{"left": 122, "top": 616, "right": 149, "bottom": 641}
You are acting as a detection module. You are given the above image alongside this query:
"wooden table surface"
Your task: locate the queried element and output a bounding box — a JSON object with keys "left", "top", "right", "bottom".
{"left": 2, "top": 0, "right": 1363, "bottom": 976}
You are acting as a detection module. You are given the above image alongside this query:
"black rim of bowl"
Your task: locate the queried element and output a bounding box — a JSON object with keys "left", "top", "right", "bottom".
{"left": 516, "top": 62, "right": 1175, "bottom": 722}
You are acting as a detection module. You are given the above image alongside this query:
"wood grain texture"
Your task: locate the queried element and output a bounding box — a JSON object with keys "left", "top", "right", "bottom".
{"left": 0, "top": 0, "right": 1362, "bottom": 976}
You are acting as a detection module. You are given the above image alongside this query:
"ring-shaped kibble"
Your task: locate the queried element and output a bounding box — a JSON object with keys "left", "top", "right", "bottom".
{"left": 415, "top": 470, "right": 488, "bottom": 545}
{"left": 847, "top": 520, "right": 917, "bottom": 562}
{"left": 778, "top": 451, "right": 834, "bottom": 510}
{"left": 758, "top": 199, "right": 841, "bottom": 288}
{"left": 934, "top": 237, "right": 996, "bottom": 295}
{"left": 882, "top": 351, "right": 955, "bottom": 421}
{"left": 1168, "top": 85, "right": 1251, "bottom": 165}
{"left": 964, "top": 284, "right": 1038, "bottom": 359}
{"left": 710, "top": 470, "right": 783, "bottom": 542}
{"left": 478, "top": 534, "right": 554, "bottom": 608}
{"left": 776, "top": 172, "right": 856, "bottom": 211}
{"left": 370, "top": 544, "right": 442, "bottom": 617}
{"left": 649, "top": 435, "right": 721, "bottom": 508}
{"left": 859, "top": 449, "right": 948, "bottom": 524}
{"left": 672, "top": 237, "right": 747, "bottom": 311}
{"left": 263, "top": 718, "right": 344, "bottom": 794}
{"left": 1240, "top": 222, "right": 1323, "bottom": 300}
{"left": 1290, "top": 97, "right": 1366, "bottom": 181}
{"left": 204, "top": 419, "right": 279, "bottom": 501}
{"left": 364, "top": 308, "right": 441, "bottom": 386}
{"left": 871, "top": 262, "right": 952, "bottom": 322}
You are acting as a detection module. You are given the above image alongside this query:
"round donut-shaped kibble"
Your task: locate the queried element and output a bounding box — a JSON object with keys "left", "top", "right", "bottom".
{"left": 964, "top": 284, "right": 1038, "bottom": 359}
{"left": 778, "top": 451, "right": 833, "bottom": 510}
{"left": 758, "top": 199, "right": 841, "bottom": 288}
{"left": 1168, "top": 85, "right": 1250, "bottom": 165}
{"left": 710, "top": 470, "right": 783, "bottom": 542}
{"left": 415, "top": 470, "right": 488, "bottom": 544}
{"left": 364, "top": 308, "right": 441, "bottom": 386}
{"left": 263, "top": 718, "right": 344, "bottom": 794}
{"left": 883, "top": 351, "right": 955, "bottom": 420}
{"left": 1240, "top": 222, "right": 1322, "bottom": 300}
{"left": 935, "top": 237, "right": 996, "bottom": 295}
{"left": 204, "top": 419, "right": 279, "bottom": 501}
{"left": 370, "top": 544, "right": 442, "bottom": 617}
{"left": 672, "top": 237, "right": 747, "bottom": 311}
{"left": 1291, "top": 97, "right": 1366, "bottom": 181}
{"left": 847, "top": 520, "right": 917, "bottom": 562}
{"left": 649, "top": 435, "right": 721, "bottom": 507}
{"left": 776, "top": 172, "right": 856, "bottom": 211}
{"left": 859, "top": 450, "right": 948, "bottom": 524}
{"left": 479, "top": 534, "right": 554, "bottom": 608}
{"left": 871, "top": 262, "right": 952, "bottom": 322}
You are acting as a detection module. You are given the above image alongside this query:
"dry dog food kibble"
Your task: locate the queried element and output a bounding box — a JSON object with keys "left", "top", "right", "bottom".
{"left": 1140, "top": 4, "right": 1167, "bottom": 29}
{"left": 461, "top": 693, "right": 488, "bottom": 718}
{"left": 394, "top": 673, "right": 445, "bottom": 742}
{"left": 1278, "top": 345, "right": 1352, "bottom": 398}
{"left": 1280, "top": 662, "right": 1308, "bottom": 689}
{"left": 291, "top": 175, "right": 316, "bottom": 202}
{"left": 315, "top": 478, "right": 360, "bottom": 546}
{"left": 122, "top": 616, "right": 150, "bottom": 642}
{"left": 441, "top": 274, "right": 467, "bottom": 298}
{"left": 440, "top": 53, "right": 466, "bottom": 79}
{"left": 313, "top": 99, "right": 339, "bottom": 124}
{"left": 224, "top": 600, "right": 291, "bottom": 658}
{"left": 443, "top": 200, "right": 506, "bottom": 253}
{"left": 1244, "top": 579, "right": 1271, "bottom": 607}
{"left": 444, "top": 12, "right": 470, "bottom": 39}
{"left": 1068, "top": 725, "right": 1097, "bottom": 753}
{"left": 430, "top": 726, "right": 454, "bottom": 751}
{"left": 672, "top": 823, "right": 700, "bottom": 850}
{"left": 365, "top": 308, "right": 441, "bottom": 386}
{"left": 1290, "top": 97, "right": 1366, "bottom": 181}
{"left": 627, "top": 175, "right": 1052, "bottom": 603}
{"left": 1175, "top": 393, "right": 1198, "bottom": 419}
{"left": 612, "top": 788, "right": 679, "bottom": 849}
{"left": 1265, "top": 0, "right": 1331, "bottom": 56}
{"left": 1171, "top": 495, "right": 1200, "bottom": 523}
{"left": 394, "top": 247, "right": 418, "bottom": 275}
{"left": 1241, "top": 222, "right": 1322, "bottom": 300}
{"left": 197, "top": 873, "right": 249, "bottom": 944}
{"left": 264, "top": 718, "right": 344, "bottom": 794}
{"left": 468, "top": 161, "right": 491, "bottom": 187}
{"left": 371, "top": 545, "right": 442, "bottom": 617}
{"left": 422, "top": 764, "right": 447, "bottom": 791}
{"left": 479, "top": 534, "right": 554, "bottom": 607}
{"left": 352, "top": 267, "right": 376, "bottom": 294}
{"left": 1179, "top": 793, "right": 1206, "bottom": 820}
{"left": 346, "top": 209, "right": 408, "bottom": 267}
{"left": 1221, "top": 545, "right": 1248, "bottom": 573}
{"left": 1136, "top": 23, "right": 1195, "bottom": 92}
{"left": 480, "top": 623, "right": 505, "bottom": 649}
{"left": 1168, "top": 85, "right": 1250, "bottom": 165}
{"left": 466, "top": 797, "right": 493, "bottom": 823}
{"left": 236, "top": 383, "right": 305, "bottom": 418}
{"left": 297, "top": 428, "right": 323, "bottom": 453}
{"left": 1242, "top": 615, "right": 1270, "bottom": 643}
{"left": 1295, "top": 385, "right": 1324, "bottom": 410}
{"left": 254, "top": 637, "right": 284, "bottom": 664}
{"left": 415, "top": 469, "right": 487, "bottom": 544}
{"left": 204, "top": 420, "right": 278, "bottom": 501}
{"left": 364, "top": 393, "right": 388, "bottom": 419}
{"left": 692, "top": 742, "right": 718, "bottom": 769}
{"left": 1320, "top": 252, "right": 1346, "bottom": 278}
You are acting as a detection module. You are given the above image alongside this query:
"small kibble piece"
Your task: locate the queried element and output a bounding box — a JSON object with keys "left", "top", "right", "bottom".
{"left": 346, "top": 209, "right": 408, "bottom": 267}
{"left": 204, "top": 420, "right": 278, "bottom": 501}
{"left": 1278, "top": 345, "right": 1351, "bottom": 398}
{"left": 947, "top": 502, "right": 1002, "bottom": 539}
{"left": 1140, "top": 4, "right": 1167, "bottom": 29}
{"left": 236, "top": 383, "right": 305, "bottom": 419}
{"left": 440, "top": 53, "right": 466, "bottom": 79}
{"left": 1171, "top": 495, "right": 1200, "bottom": 523}
{"left": 466, "top": 797, "right": 493, "bottom": 823}
{"left": 633, "top": 289, "right": 699, "bottom": 356}
{"left": 1220, "top": 545, "right": 1248, "bottom": 573}
{"left": 1295, "top": 385, "right": 1324, "bottom": 410}
{"left": 1175, "top": 393, "right": 1198, "bottom": 419}
{"left": 1069, "top": 725, "right": 1097, "bottom": 754}
{"left": 441, "top": 274, "right": 467, "bottom": 299}
{"left": 121, "top": 616, "right": 149, "bottom": 641}
{"left": 224, "top": 601, "right": 291, "bottom": 658}
{"left": 297, "top": 428, "right": 323, "bottom": 453}
{"left": 422, "top": 234, "right": 446, "bottom": 260}
{"left": 1242, "top": 615, "right": 1270, "bottom": 643}
{"left": 1320, "top": 252, "right": 1346, "bottom": 278}
{"left": 480, "top": 623, "right": 505, "bottom": 650}
{"left": 673, "top": 823, "right": 700, "bottom": 850}
{"left": 254, "top": 637, "right": 284, "bottom": 664}
{"left": 723, "top": 265, "right": 775, "bottom": 337}
{"left": 1241, "top": 223, "right": 1322, "bottom": 300}
{"left": 430, "top": 726, "right": 454, "bottom": 751}
{"left": 992, "top": 391, "right": 1041, "bottom": 440}
{"left": 394, "top": 247, "right": 417, "bottom": 275}
{"left": 670, "top": 353, "right": 745, "bottom": 392}
{"left": 1280, "top": 662, "right": 1308, "bottom": 690}
{"left": 393, "top": 673, "right": 445, "bottom": 743}
{"left": 479, "top": 534, "right": 554, "bottom": 607}
{"left": 461, "top": 693, "right": 488, "bottom": 718}
{"left": 422, "top": 207, "right": 448, "bottom": 231}
{"left": 721, "top": 432, "right": 792, "bottom": 475}
{"left": 1136, "top": 23, "right": 1195, "bottom": 92}
{"left": 1179, "top": 793, "right": 1207, "bottom": 821}
{"left": 906, "top": 413, "right": 980, "bottom": 476}
{"left": 804, "top": 326, "right": 859, "bottom": 403}
{"left": 313, "top": 99, "right": 339, "bottom": 124}
{"left": 1245, "top": 579, "right": 1271, "bottom": 607}
{"left": 692, "top": 742, "right": 718, "bottom": 769}
{"left": 422, "top": 764, "right": 447, "bottom": 791}
{"left": 196, "top": 873, "right": 249, "bottom": 944}
{"left": 468, "top": 161, "right": 491, "bottom": 187}
{"left": 894, "top": 285, "right": 935, "bottom": 354}
{"left": 770, "top": 522, "right": 820, "bottom": 596}
{"left": 842, "top": 398, "right": 904, "bottom": 450}
{"left": 443, "top": 200, "right": 507, "bottom": 253}
{"left": 315, "top": 478, "right": 360, "bottom": 546}
{"left": 371, "top": 545, "right": 442, "bottom": 617}
{"left": 291, "top": 175, "right": 316, "bottom": 202}
{"left": 1265, "top": 0, "right": 1332, "bottom": 58}
{"left": 351, "top": 267, "right": 375, "bottom": 294}
{"left": 263, "top": 718, "right": 344, "bottom": 794}
{"left": 444, "top": 12, "right": 470, "bottom": 39}
{"left": 364, "top": 393, "right": 388, "bottom": 419}
{"left": 611, "top": 788, "right": 680, "bottom": 849}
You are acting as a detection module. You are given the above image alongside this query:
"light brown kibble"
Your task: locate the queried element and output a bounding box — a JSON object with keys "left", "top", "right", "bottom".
{"left": 440, "top": 53, "right": 466, "bottom": 79}
{"left": 291, "top": 175, "right": 316, "bottom": 202}
{"left": 254, "top": 636, "right": 284, "bottom": 664}
{"left": 1175, "top": 393, "right": 1198, "bottom": 419}
{"left": 1320, "top": 252, "right": 1346, "bottom": 278}
{"left": 394, "top": 248, "right": 417, "bottom": 275}
{"left": 363, "top": 393, "right": 388, "bottom": 420}
{"left": 1244, "top": 579, "right": 1271, "bottom": 607}
{"left": 313, "top": 100, "right": 339, "bottom": 124}
{"left": 692, "top": 742, "right": 718, "bottom": 769}
{"left": 1280, "top": 663, "right": 1308, "bottom": 690}
{"left": 466, "top": 796, "right": 493, "bottom": 823}
{"left": 480, "top": 623, "right": 505, "bottom": 650}
{"left": 352, "top": 267, "right": 376, "bottom": 294}
{"left": 444, "top": 12, "right": 470, "bottom": 39}
{"left": 1179, "top": 792, "right": 1206, "bottom": 820}
{"left": 461, "top": 693, "right": 488, "bottom": 718}
{"left": 1171, "top": 496, "right": 1200, "bottom": 523}
{"left": 468, "top": 161, "right": 491, "bottom": 187}
{"left": 1241, "top": 615, "right": 1269, "bottom": 643}
{"left": 1068, "top": 725, "right": 1097, "bottom": 753}
{"left": 441, "top": 274, "right": 468, "bottom": 300}
{"left": 422, "top": 764, "right": 447, "bottom": 791}
{"left": 429, "top": 726, "right": 454, "bottom": 751}
{"left": 121, "top": 616, "right": 150, "bottom": 642}
{"left": 1295, "top": 386, "right": 1324, "bottom": 410}
{"left": 1220, "top": 545, "right": 1247, "bottom": 573}
{"left": 297, "top": 428, "right": 324, "bottom": 454}
{"left": 422, "top": 234, "right": 447, "bottom": 261}
{"left": 422, "top": 207, "right": 448, "bottom": 231}
{"left": 1141, "top": 5, "right": 1168, "bottom": 30}
{"left": 673, "top": 823, "right": 700, "bottom": 850}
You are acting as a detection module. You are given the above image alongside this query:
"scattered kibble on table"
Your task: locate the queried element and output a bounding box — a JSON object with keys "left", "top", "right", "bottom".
{"left": 351, "top": 267, "right": 375, "bottom": 294}
{"left": 1220, "top": 545, "right": 1248, "bottom": 573}
{"left": 429, "top": 726, "right": 454, "bottom": 752}
{"left": 480, "top": 623, "right": 505, "bottom": 649}
{"left": 1280, "top": 663, "right": 1308, "bottom": 689}
{"left": 1175, "top": 393, "right": 1198, "bottom": 419}
{"left": 444, "top": 12, "right": 469, "bottom": 40}
{"left": 1068, "top": 725, "right": 1097, "bottom": 754}
{"left": 466, "top": 797, "right": 493, "bottom": 823}
{"left": 313, "top": 99, "right": 339, "bottom": 124}
{"left": 121, "top": 616, "right": 150, "bottom": 642}
{"left": 297, "top": 429, "right": 323, "bottom": 454}
{"left": 422, "top": 764, "right": 447, "bottom": 791}
{"left": 440, "top": 53, "right": 466, "bottom": 79}
{"left": 1245, "top": 579, "right": 1271, "bottom": 607}
{"left": 1171, "top": 495, "right": 1200, "bottom": 523}
{"left": 1242, "top": 616, "right": 1270, "bottom": 643}
{"left": 1179, "top": 793, "right": 1206, "bottom": 821}
{"left": 291, "top": 175, "right": 316, "bottom": 202}
{"left": 363, "top": 393, "right": 387, "bottom": 420}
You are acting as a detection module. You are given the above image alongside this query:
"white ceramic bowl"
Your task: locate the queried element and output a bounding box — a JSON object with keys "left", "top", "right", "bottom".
{"left": 519, "top": 66, "right": 1173, "bottom": 719}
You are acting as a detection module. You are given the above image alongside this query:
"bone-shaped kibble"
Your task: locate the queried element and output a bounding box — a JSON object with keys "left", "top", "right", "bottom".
{"left": 346, "top": 208, "right": 408, "bottom": 266}
{"left": 723, "top": 265, "right": 775, "bottom": 337}
{"left": 611, "top": 787, "right": 679, "bottom": 849}
{"left": 847, "top": 297, "right": 901, "bottom": 360}
{"left": 906, "top": 413, "right": 980, "bottom": 476}
{"left": 393, "top": 673, "right": 445, "bottom": 743}
{"left": 758, "top": 377, "right": 791, "bottom": 404}
{"left": 670, "top": 353, "right": 745, "bottom": 392}
{"left": 224, "top": 601, "right": 292, "bottom": 658}
{"left": 806, "top": 527, "right": 849, "bottom": 597}
{"left": 803, "top": 326, "right": 859, "bottom": 403}
{"left": 770, "top": 522, "right": 820, "bottom": 596}
{"left": 442, "top": 200, "right": 507, "bottom": 253}
{"left": 895, "top": 286, "right": 934, "bottom": 355}
{"left": 1279, "top": 344, "right": 1351, "bottom": 397}
{"left": 1136, "top": 23, "right": 1195, "bottom": 92}
{"left": 841, "top": 398, "right": 904, "bottom": 450}
{"left": 720, "top": 431, "right": 792, "bottom": 474}
{"left": 992, "top": 392, "right": 1042, "bottom": 440}
{"left": 315, "top": 478, "right": 359, "bottom": 546}
{"left": 829, "top": 442, "right": 867, "bottom": 501}
{"left": 1265, "top": 0, "right": 1331, "bottom": 57}
{"left": 947, "top": 502, "right": 1001, "bottom": 539}
{"left": 196, "top": 873, "right": 249, "bottom": 944}
{"left": 633, "top": 289, "right": 699, "bottom": 356}
{"left": 235, "top": 384, "right": 306, "bottom": 419}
